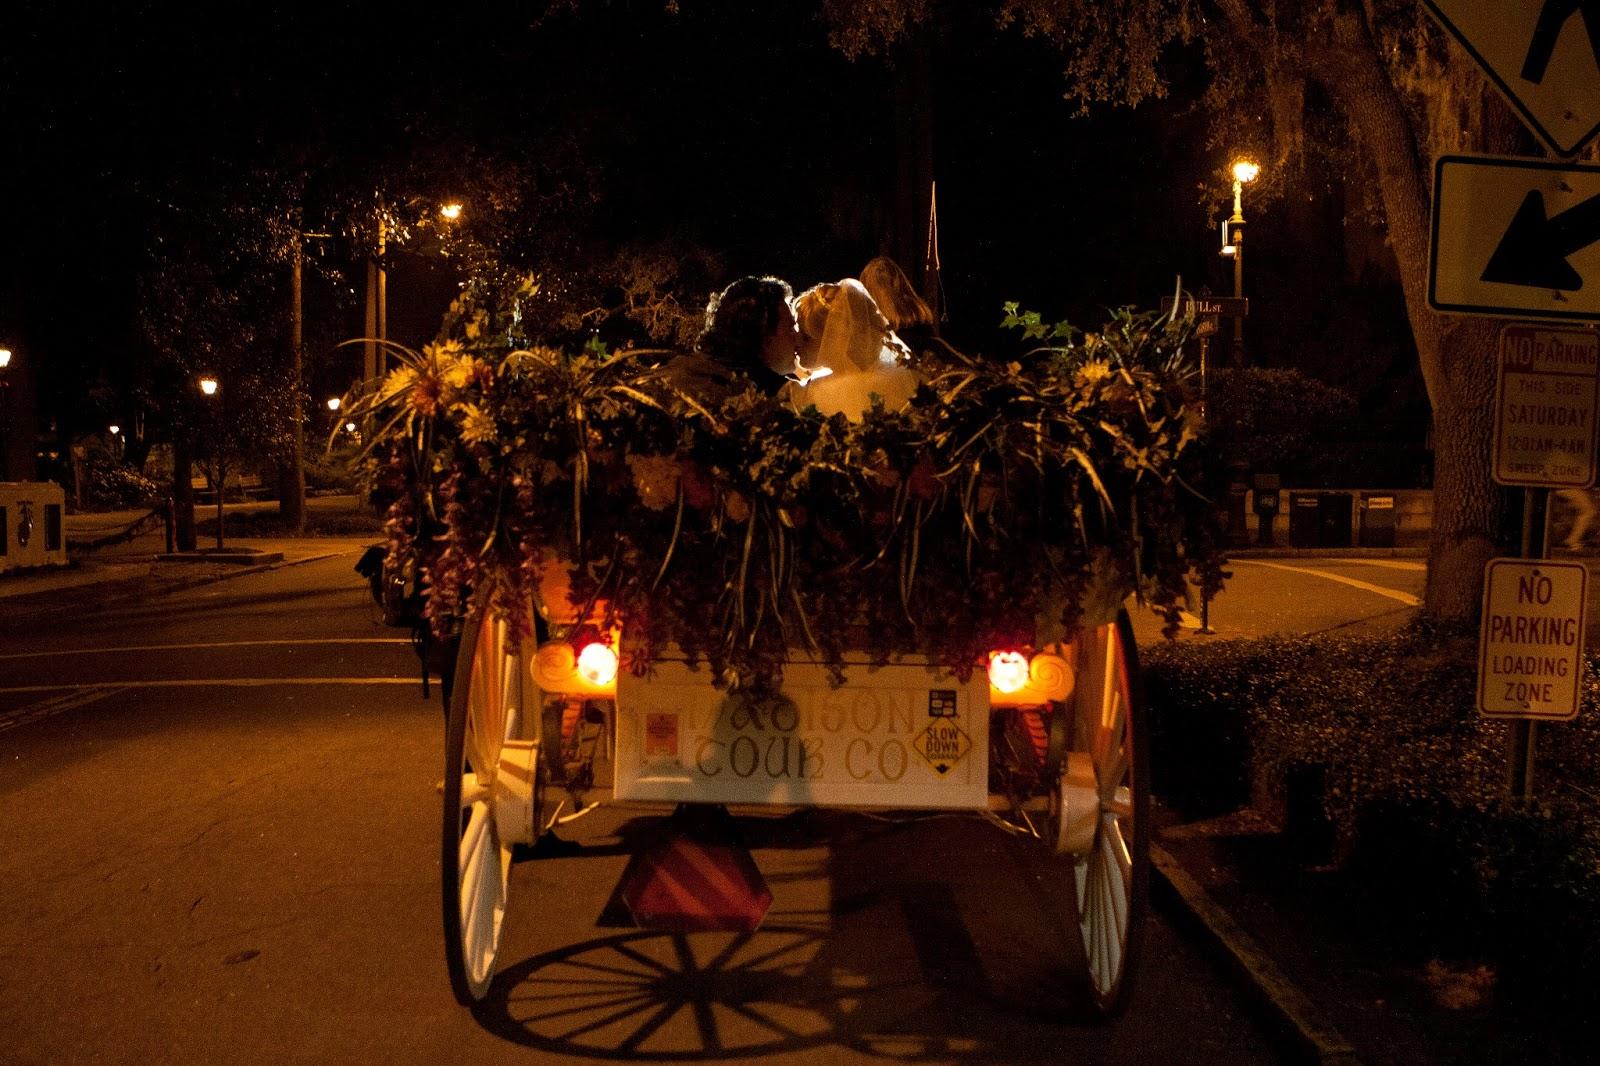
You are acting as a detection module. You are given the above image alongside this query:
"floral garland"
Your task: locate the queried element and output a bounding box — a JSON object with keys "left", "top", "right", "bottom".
{"left": 362, "top": 302, "right": 1225, "bottom": 689}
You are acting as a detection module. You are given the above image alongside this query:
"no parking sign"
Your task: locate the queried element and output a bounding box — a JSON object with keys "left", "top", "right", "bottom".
{"left": 1478, "top": 558, "right": 1588, "bottom": 720}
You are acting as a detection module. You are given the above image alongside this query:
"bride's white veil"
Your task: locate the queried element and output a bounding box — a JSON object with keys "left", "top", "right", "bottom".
{"left": 790, "top": 279, "right": 919, "bottom": 419}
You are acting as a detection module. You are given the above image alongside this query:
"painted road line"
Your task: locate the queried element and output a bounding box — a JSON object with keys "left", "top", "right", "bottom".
{"left": 0, "top": 677, "right": 419, "bottom": 695}
{"left": 0, "top": 686, "right": 129, "bottom": 735}
{"left": 1319, "top": 558, "right": 1427, "bottom": 572}
{"left": 1232, "top": 560, "right": 1422, "bottom": 607}
{"left": 0, "top": 638, "right": 412, "bottom": 661}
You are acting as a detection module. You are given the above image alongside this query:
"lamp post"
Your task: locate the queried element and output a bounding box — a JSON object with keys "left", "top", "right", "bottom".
{"left": 363, "top": 198, "right": 464, "bottom": 382}
{"left": 198, "top": 374, "right": 224, "bottom": 550}
{"left": 0, "top": 347, "right": 11, "bottom": 481}
{"left": 108, "top": 424, "right": 122, "bottom": 462}
{"left": 1219, "top": 159, "right": 1259, "bottom": 368}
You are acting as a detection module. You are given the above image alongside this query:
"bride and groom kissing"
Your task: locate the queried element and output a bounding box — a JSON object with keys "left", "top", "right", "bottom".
{"left": 668, "top": 257, "right": 949, "bottom": 420}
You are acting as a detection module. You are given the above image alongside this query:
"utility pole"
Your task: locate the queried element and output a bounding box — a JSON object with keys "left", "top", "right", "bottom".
{"left": 364, "top": 197, "right": 387, "bottom": 383}
{"left": 284, "top": 224, "right": 307, "bottom": 533}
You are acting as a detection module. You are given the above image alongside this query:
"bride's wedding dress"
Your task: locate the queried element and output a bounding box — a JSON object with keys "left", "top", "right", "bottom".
{"left": 787, "top": 279, "right": 919, "bottom": 420}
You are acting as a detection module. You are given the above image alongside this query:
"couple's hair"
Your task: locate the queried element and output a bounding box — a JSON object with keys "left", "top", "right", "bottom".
{"left": 697, "top": 276, "right": 793, "bottom": 368}
{"left": 861, "top": 256, "right": 935, "bottom": 332}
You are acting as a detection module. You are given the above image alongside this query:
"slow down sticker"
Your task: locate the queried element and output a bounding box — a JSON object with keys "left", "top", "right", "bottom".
{"left": 912, "top": 718, "right": 971, "bottom": 776}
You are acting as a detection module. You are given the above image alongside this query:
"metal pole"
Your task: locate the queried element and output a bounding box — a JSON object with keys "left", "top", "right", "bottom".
{"left": 1232, "top": 227, "right": 1246, "bottom": 368}
{"left": 1510, "top": 486, "right": 1546, "bottom": 800}
{"left": 376, "top": 213, "right": 388, "bottom": 379}
{"left": 1197, "top": 332, "right": 1216, "bottom": 634}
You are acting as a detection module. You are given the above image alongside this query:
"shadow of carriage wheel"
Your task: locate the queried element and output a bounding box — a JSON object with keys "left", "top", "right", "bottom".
{"left": 468, "top": 924, "right": 939, "bottom": 1060}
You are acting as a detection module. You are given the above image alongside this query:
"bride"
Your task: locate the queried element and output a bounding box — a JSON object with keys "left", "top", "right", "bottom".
{"left": 785, "top": 278, "right": 920, "bottom": 420}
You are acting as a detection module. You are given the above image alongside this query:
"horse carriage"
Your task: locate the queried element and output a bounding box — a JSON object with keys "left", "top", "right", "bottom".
{"left": 362, "top": 299, "right": 1219, "bottom": 1019}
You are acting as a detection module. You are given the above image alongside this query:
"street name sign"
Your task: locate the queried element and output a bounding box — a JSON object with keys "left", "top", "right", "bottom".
{"left": 1478, "top": 558, "right": 1587, "bottom": 720}
{"left": 1430, "top": 154, "right": 1600, "bottom": 320}
{"left": 1159, "top": 295, "right": 1248, "bottom": 318}
{"left": 1492, "top": 323, "right": 1600, "bottom": 486}
{"left": 1424, "top": 0, "right": 1600, "bottom": 156}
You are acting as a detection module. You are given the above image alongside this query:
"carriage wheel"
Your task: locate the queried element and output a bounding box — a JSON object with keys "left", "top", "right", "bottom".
{"left": 1069, "top": 609, "right": 1149, "bottom": 1016}
{"left": 442, "top": 602, "right": 543, "bottom": 1005}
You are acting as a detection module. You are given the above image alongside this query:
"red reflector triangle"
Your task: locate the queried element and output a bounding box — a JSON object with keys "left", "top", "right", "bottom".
{"left": 620, "top": 832, "right": 773, "bottom": 933}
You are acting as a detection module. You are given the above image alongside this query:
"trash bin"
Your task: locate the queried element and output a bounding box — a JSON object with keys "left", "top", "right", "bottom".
{"left": 1318, "top": 493, "right": 1353, "bottom": 548}
{"left": 1226, "top": 482, "right": 1251, "bottom": 548}
{"left": 1289, "top": 493, "right": 1322, "bottom": 547}
{"left": 1360, "top": 493, "right": 1396, "bottom": 547}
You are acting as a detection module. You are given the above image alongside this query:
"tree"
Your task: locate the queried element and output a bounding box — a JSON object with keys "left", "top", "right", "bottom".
{"left": 820, "top": 0, "right": 1524, "bottom": 623}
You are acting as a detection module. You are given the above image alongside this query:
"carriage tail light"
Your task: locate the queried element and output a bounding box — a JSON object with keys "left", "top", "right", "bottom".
{"left": 577, "top": 641, "right": 619, "bottom": 687}
{"left": 988, "top": 651, "right": 1031, "bottom": 694}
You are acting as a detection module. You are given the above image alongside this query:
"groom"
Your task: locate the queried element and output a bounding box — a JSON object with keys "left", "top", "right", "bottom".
{"left": 666, "top": 276, "right": 802, "bottom": 400}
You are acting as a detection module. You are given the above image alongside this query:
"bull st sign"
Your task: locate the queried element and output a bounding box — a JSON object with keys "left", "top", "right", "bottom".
{"left": 1478, "top": 558, "right": 1587, "bottom": 720}
{"left": 1425, "top": 0, "right": 1600, "bottom": 156}
{"left": 1430, "top": 155, "right": 1600, "bottom": 320}
{"left": 1492, "top": 323, "right": 1600, "bottom": 486}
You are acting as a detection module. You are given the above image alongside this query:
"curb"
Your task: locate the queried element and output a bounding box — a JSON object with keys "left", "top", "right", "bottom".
{"left": 0, "top": 550, "right": 347, "bottom": 633}
{"left": 1151, "top": 843, "right": 1362, "bottom": 1065}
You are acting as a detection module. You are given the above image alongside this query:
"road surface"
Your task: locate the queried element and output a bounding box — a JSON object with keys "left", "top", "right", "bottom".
{"left": 0, "top": 550, "right": 1286, "bottom": 1063}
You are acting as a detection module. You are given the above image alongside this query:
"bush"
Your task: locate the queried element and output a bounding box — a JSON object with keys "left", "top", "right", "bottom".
{"left": 1146, "top": 627, "right": 1600, "bottom": 1032}
{"left": 80, "top": 452, "right": 161, "bottom": 510}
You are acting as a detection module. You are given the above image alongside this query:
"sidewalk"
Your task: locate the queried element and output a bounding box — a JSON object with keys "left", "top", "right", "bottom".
{"left": 0, "top": 495, "right": 383, "bottom": 630}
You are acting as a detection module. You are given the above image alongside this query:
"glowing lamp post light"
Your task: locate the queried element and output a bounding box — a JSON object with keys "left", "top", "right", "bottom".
{"left": 197, "top": 375, "right": 224, "bottom": 549}
{"left": 0, "top": 348, "right": 11, "bottom": 480}
{"left": 1219, "top": 158, "right": 1259, "bottom": 367}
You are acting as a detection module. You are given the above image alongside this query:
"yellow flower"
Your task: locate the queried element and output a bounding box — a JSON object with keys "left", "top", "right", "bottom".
{"left": 459, "top": 403, "right": 497, "bottom": 445}
{"left": 441, "top": 356, "right": 473, "bottom": 392}
{"left": 379, "top": 365, "right": 417, "bottom": 402}
{"left": 1074, "top": 360, "right": 1113, "bottom": 387}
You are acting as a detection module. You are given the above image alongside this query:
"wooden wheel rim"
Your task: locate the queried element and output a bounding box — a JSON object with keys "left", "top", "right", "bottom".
{"left": 1071, "top": 610, "right": 1148, "bottom": 1015}
{"left": 443, "top": 606, "right": 525, "bottom": 1004}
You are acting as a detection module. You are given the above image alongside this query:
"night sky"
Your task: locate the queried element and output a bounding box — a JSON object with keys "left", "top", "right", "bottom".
{"left": 0, "top": 1, "right": 1426, "bottom": 481}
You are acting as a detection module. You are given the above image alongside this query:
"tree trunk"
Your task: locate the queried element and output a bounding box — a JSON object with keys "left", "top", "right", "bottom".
{"left": 1425, "top": 319, "right": 1504, "bottom": 620}
{"left": 1302, "top": 7, "right": 1525, "bottom": 623}
{"left": 172, "top": 437, "right": 196, "bottom": 552}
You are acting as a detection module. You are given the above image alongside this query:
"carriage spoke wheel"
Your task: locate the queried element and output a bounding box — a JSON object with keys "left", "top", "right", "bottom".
{"left": 1069, "top": 609, "right": 1148, "bottom": 1017}
{"left": 443, "top": 602, "right": 542, "bottom": 1005}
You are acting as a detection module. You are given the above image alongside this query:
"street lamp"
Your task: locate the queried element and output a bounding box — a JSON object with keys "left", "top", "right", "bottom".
{"left": 326, "top": 396, "right": 341, "bottom": 412}
{"left": 1219, "top": 158, "right": 1259, "bottom": 367}
{"left": 0, "top": 348, "right": 11, "bottom": 480}
{"left": 365, "top": 197, "right": 465, "bottom": 381}
{"left": 197, "top": 375, "right": 224, "bottom": 549}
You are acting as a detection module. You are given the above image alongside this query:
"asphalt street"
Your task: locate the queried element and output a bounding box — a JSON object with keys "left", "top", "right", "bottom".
{"left": 0, "top": 552, "right": 1297, "bottom": 1063}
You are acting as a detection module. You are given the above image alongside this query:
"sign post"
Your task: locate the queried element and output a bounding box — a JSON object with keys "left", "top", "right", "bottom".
{"left": 1481, "top": 324, "right": 1600, "bottom": 798}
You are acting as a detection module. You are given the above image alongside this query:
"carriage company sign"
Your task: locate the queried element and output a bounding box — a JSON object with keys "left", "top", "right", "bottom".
{"left": 1492, "top": 323, "right": 1600, "bottom": 486}
{"left": 1478, "top": 558, "right": 1588, "bottom": 720}
{"left": 615, "top": 660, "right": 990, "bottom": 809}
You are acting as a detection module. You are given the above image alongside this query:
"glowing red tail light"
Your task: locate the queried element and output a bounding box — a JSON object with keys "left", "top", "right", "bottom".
{"left": 577, "top": 642, "right": 619, "bottom": 687}
{"left": 988, "top": 650, "right": 1030, "bottom": 694}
